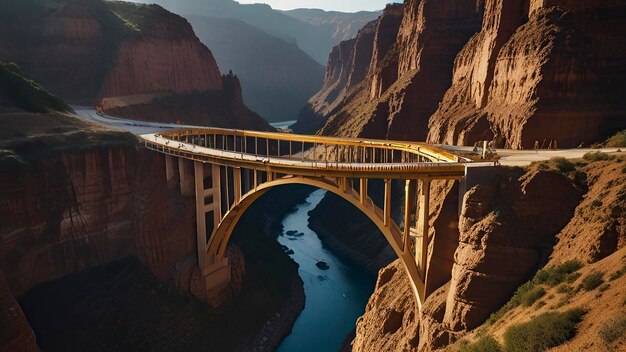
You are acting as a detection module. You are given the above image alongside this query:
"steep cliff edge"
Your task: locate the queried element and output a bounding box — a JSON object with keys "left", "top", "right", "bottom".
{"left": 0, "top": 0, "right": 272, "bottom": 130}
{"left": 310, "top": 0, "right": 625, "bottom": 147}
{"left": 350, "top": 157, "right": 625, "bottom": 351}
{"left": 316, "top": 0, "right": 485, "bottom": 141}
{"left": 429, "top": 0, "right": 626, "bottom": 149}
{"left": 293, "top": 4, "right": 404, "bottom": 134}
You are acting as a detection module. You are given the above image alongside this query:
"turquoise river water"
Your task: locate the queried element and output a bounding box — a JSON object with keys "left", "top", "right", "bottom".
{"left": 275, "top": 190, "right": 376, "bottom": 352}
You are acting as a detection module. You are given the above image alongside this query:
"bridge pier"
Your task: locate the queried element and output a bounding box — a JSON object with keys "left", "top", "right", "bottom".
{"left": 191, "top": 161, "right": 232, "bottom": 303}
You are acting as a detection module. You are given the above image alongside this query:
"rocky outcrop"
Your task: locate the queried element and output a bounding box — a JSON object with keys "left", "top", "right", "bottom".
{"left": 0, "top": 270, "right": 39, "bottom": 352}
{"left": 429, "top": 0, "right": 626, "bottom": 148}
{"left": 351, "top": 261, "right": 419, "bottom": 352}
{"left": 442, "top": 168, "right": 581, "bottom": 336}
{"left": 317, "top": 0, "right": 484, "bottom": 140}
{"left": 351, "top": 166, "right": 583, "bottom": 350}
{"left": 551, "top": 159, "right": 626, "bottom": 264}
{"left": 0, "top": 142, "right": 206, "bottom": 297}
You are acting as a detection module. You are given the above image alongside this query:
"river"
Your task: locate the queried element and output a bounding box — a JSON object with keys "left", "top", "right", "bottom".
{"left": 276, "top": 190, "right": 376, "bottom": 352}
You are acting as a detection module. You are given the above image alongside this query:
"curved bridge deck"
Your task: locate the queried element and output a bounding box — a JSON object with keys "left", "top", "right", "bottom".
{"left": 140, "top": 128, "right": 467, "bottom": 310}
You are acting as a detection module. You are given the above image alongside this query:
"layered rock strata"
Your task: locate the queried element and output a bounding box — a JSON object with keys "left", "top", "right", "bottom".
{"left": 350, "top": 166, "right": 583, "bottom": 351}
{"left": 429, "top": 0, "right": 626, "bottom": 148}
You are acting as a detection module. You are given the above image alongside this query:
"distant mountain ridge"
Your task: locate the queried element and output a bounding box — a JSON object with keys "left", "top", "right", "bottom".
{"left": 282, "top": 8, "right": 381, "bottom": 48}
{"left": 128, "top": 0, "right": 381, "bottom": 64}
{"left": 187, "top": 15, "right": 324, "bottom": 122}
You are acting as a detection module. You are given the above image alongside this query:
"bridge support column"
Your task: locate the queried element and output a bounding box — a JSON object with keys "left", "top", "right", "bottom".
{"left": 384, "top": 179, "right": 391, "bottom": 226}
{"left": 179, "top": 158, "right": 194, "bottom": 196}
{"left": 403, "top": 180, "right": 416, "bottom": 253}
{"left": 194, "top": 161, "right": 208, "bottom": 271}
{"left": 416, "top": 179, "right": 431, "bottom": 278}
{"left": 165, "top": 155, "right": 175, "bottom": 187}
{"left": 360, "top": 179, "right": 368, "bottom": 205}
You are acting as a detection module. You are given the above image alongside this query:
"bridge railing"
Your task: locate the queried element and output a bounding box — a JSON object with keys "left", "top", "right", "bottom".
{"left": 152, "top": 128, "right": 463, "bottom": 165}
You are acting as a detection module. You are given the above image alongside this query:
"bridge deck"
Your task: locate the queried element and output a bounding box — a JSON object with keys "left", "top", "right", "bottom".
{"left": 141, "top": 131, "right": 466, "bottom": 180}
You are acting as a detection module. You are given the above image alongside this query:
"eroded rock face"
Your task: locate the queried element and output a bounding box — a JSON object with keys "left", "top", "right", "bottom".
{"left": 318, "top": 0, "right": 484, "bottom": 141}
{"left": 352, "top": 167, "right": 582, "bottom": 350}
{"left": 0, "top": 270, "right": 39, "bottom": 352}
{"left": 351, "top": 261, "right": 419, "bottom": 352}
{"left": 99, "top": 4, "right": 222, "bottom": 107}
{"left": 0, "top": 145, "right": 200, "bottom": 297}
{"left": 444, "top": 168, "right": 581, "bottom": 333}
{"left": 429, "top": 1, "right": 626, "bottom": 148}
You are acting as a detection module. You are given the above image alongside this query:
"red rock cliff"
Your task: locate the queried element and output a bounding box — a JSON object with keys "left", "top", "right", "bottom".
{"left": 429, "top": 0, "right": 626, "bottom": 148}
{"left": 349, "top": 166, "right": 584, "bottom": 351}
{"left": 99, "top": 4, "right": 222, "bottom": 105}
{"left": 0, "top": 141, "right": 200, "bottom": 296}
{"left": 318, "top": 0, "right": 484, "bottom": 140}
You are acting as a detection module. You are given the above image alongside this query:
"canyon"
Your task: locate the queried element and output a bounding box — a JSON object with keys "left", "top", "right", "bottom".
{"left": 1, "top": 0, "right": 626, "bottom": 351}
{"left": 302, "top": 0, "right": 626, "bottom": 149}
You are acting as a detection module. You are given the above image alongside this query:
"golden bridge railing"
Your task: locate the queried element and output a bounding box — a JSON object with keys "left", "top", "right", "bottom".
{"left": 154, "top": 128, "right": 463, "bottom": 165}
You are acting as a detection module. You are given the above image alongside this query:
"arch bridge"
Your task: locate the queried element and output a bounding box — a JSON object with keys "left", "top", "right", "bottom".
{"left": 141, "top": 128, "right": 466, "bottom": 311}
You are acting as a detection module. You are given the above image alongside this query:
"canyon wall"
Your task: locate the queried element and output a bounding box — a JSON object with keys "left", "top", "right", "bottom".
{"left": 308, "top": 0, "right": 626, "bottom": 147}
{"left": 0, "top": 0, "right": 271, "bottom": 129}
{"left": 349, "top": 165, "right": 587, "bottom": 351}
{"left": 429, "top": 0, "right": 626, "bottom": 148}
{"left": 314, "top": 0, "right": 485, "bottom": 140}
{"left": 0, "top": 270, "right": 39, "bottom": 352}
{"left": 293, "top": 4, "right": 404, "bottom": 134}
{"left": 0, "top": 140, "right": 201, "bottom": 297}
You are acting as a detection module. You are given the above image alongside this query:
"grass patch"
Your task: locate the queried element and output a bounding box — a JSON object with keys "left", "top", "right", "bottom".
{"left": 605, "top": 130, "right": 626, "bottom": 148}
{"left": 582, "top": 272, "right": 604, "bottom": 291}
{"left": 531, "top": 158, "right": 586, "bottom": 188}
{"left": 502, "top": 308, "right": 586, "bottom": 352}
{"left": 455, "top": 336, "right": 502, "bottom": 352}
{"left": 488, "top": 261, "right": 583, "bottom": 324}
{"left": 534, "top": 260, "right": 583, "bottom": 286}
{"left": 534, "top": 157, "right": 576, "bottom": 173}
{"left": 599, "top": 314, "right": 626, "bottom": 343}
{"left": 0, "top": 61, "right": 68, "bottom": 112}
{"left": 523, "top": 286, "right": 546, "bottom": 307}
{"left": 609, "top": 264, "right": 626, "bottom": 281}
{"left": 583, "top": 151, "right": 613, "bottom": 162}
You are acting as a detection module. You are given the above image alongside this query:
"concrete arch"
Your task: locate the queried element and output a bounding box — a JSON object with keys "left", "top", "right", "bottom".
{"left": 205, "top": 175, "right": 426, "bottom": 309}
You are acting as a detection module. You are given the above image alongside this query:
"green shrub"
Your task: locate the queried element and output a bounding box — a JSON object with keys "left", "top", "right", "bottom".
{"left": 523, "top": 286, "right": 546, "bottom": 307}
{"left": 488, "top": 261, "right": 583, "bottom": 325}
{"left": 591, "top": 199, "right": 603, "bottom": 208}
{"left": 609, "top": 264, "right": 626, "bottom": 281}
{"left": 536, "top": 157, "right": 576, "bottom": 173}
{"left": 582, "top": 272, "right": 604, "bottom": 291}
{"left": 583, "top": 151, "right": 613, "bottom": 162}
{"left": 605, "top": 130, "right": 626, "bottom": 148}
{"left": 503, "top": 308, "right": 586, "bottom": 352}
{"left": 535, "top": 261, "right": 583, "bottom": 286}
{"left": 598, "top": 315, "right": 626, "bottom": 343}
{"left": 455, "top": 335, "right": 502, "bottom": 352}
{"left": 622, "top": 165, "right": 626, "bottom": 174}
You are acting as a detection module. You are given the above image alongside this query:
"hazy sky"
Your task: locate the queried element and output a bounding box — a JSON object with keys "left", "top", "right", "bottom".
{"left": 236, "top": 0, "right": 403, "bottom": 12}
